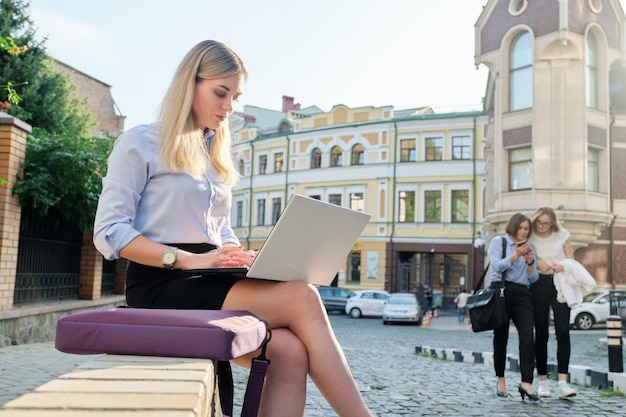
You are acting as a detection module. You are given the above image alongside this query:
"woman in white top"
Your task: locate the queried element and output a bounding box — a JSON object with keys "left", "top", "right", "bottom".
{"left": 528, "top": 206, "right": 577, "bottom": 399}
{"left": 93, "top": 40, "right": 373, "bottom": 417}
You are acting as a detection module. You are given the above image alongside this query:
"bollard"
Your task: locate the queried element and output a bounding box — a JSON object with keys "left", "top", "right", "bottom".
{"left": 607, "top": 315, "right": 623, "bottom": 373}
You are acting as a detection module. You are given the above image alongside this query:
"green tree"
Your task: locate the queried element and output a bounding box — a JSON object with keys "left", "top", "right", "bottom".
{"left": 12, "top": 128, "right": 113, "bottom": 232}
{"left": 0, "top": 0, "right": 93, "bottom": 135}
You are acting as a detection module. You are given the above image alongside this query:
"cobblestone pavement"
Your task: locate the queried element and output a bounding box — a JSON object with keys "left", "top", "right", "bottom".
{"left": 0, "top": 312, "right": 624, "bottom": 416}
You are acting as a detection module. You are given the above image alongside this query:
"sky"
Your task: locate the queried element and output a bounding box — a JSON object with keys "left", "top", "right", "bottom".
{"left": 22, "top": 1, "right": 516, "bottom": 129}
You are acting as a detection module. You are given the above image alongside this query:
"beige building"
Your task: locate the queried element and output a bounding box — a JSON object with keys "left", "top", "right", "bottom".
{"left": 476, "top": 0, "right": 626, "bottom": 288}
{"left": 231, "top": 97, "right": 488, "bottom": 306}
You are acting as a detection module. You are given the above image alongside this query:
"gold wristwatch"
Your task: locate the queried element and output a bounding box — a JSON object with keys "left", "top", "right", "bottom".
{"left": 162, "top": 246, "right": 177, "bottom": 269}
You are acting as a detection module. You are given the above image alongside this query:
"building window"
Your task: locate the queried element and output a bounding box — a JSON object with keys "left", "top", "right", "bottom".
{"left": 424, "top": 190, "right": 441, "bottom": 223}
{"left": 509, "top": 146, "right": 532, "bottom": 190}
{"left": 350, "top": 192, "right": 364, "bottom": 212}
{"left": 274, "top": 152, "right": 284, "bottom": 173}
{"left": 425, "top": 137, "right": 443, "bottom": 161}
{"left": 329, "top": 193, "right": 342, "bottom": 206}
{"left": 398, "top": 191, "right": 415, "bottom": 223}
{"left": 451, "top": 190, "right": 469, "bottom": 223}
{"left": 237, "top": 159, "right": 245, "bottom": 176}
{"left": 351, "top": 143, "right": 364, "bottom": 165}
{"left": 587, "top": 147, "right": 599, "bottom": 192}
{"left": 258, "top": 155, "right": 267, "bottom": 175}
{"left": 586, "top": 32, "right": 598, "bottom": 109}
{"left": 311, "top": 147, "right": 322, "bottom": 168}
{"left": 347, "top": 251, "right": 361, "bottom": 283}
{"left": 309, "top": 194, "right": 321, "bottom": 200}
{"left": 509, "top": 0, "right": 528, "bottom": 15}
{"left": 400, "top": 139, "right": 416, "bottom": 162}
{"left": 256, "top": 198, "right": 266, "bottom": 226}
{"left": 510, "top": 31, "right": 533, "bottom": 111}
{"left": 236, "top": 201, "right": 243, "bottom": 227}
{"left": 330, "top": 146, "right": 343, "bottom": 167}
{"left": 271, "top": 197, "right": 282, "bottom": 224}
{"left": 452, "top": 136, "right": 471, "bottom": 160}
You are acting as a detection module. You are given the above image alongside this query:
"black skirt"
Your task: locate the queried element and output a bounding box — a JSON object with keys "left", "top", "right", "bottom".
{"left": 125, "top": 243, "right": 245, "bottom": 309}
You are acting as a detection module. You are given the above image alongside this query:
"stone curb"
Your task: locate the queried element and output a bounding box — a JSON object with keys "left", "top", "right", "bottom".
{"left": 415, "top": 345, "right": 625, "bottom": 392}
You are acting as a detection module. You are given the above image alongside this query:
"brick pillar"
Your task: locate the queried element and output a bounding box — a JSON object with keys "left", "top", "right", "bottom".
{"left": 114, "top": 258, "right": 127, "bottom": 295}
{"left": 0, "top": 114, "right": 30, "bottom": 311}
{"left": 79, "top": 231, "right": 102, "bottom": 300}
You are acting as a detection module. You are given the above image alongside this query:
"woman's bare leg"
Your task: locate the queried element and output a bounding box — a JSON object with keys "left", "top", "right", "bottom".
{"left": 223, "top": 279, "right": 373, "bottom": 417}
{"left": 233, "top": 328, "right": 309, "bottom": 416}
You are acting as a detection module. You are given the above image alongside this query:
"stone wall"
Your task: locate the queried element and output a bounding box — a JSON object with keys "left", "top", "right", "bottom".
{"left": 0, "top": 295, "right": 125, "bottom": 347}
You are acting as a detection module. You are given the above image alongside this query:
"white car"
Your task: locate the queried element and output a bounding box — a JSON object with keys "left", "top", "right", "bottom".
{"left": 382, "top": 293, "right": 421, "bottom": 325}
{"left": 570, "top": 291, "right": 610, "bottom": 330}
{"left": 345, "top": 290, "right": 390, "bottom": 318}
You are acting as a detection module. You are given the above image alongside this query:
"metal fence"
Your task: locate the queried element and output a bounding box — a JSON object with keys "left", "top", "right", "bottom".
{"left": 14, "top": 209, "right": 82, "bottom": 304}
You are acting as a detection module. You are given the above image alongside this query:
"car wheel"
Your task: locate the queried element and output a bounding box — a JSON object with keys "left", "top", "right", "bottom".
{"left": 575, "top": 313, "right": 595, "bottom": 330}
{"left": 349, "top": 308, "right": 362, "bottom": 318}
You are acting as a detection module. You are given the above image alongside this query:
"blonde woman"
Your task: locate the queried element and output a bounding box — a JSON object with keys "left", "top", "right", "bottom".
{"left": 529, "top": 206, "right": 577, "bottom": 399}
{"left": 93, "top": 40, "right": 373, "bottom": 417}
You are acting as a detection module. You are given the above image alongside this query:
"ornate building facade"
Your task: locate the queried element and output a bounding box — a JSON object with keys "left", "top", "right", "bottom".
{"left": 476, "top": 0, "right": 626, "bottom": 287}
{"left": 231, "top": 97, "right": 488, "bottom": 305}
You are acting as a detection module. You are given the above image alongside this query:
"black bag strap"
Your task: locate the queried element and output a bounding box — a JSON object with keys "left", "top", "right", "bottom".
{"left": 218, "top": 328, "right": 272, "bottom": 417}
{"left": 473, "top": 236, "right": 507, "bottom": 293}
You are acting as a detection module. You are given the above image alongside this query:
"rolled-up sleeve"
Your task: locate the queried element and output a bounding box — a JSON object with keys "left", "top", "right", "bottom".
{"left": 93, "top": 124, "right": 240, "bottom": 260}
{"left": 93, "top": 127, "right": 152, "bottom": 260}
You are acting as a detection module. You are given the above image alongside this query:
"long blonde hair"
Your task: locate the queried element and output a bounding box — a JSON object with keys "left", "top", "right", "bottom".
{"left": 158, "top": 40, "right": 247, "bottom": 184}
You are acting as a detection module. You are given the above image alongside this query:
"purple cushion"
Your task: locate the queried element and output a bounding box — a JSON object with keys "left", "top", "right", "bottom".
{"left": 55, "top": 308, "right": 268, "bottom": 361}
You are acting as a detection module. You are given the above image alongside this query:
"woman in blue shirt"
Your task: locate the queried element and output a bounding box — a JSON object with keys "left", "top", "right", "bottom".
{"left": 488, "top": 213, "right": 539, "bottom": 401}
{"left": 93, "top": 40, "right": 373, "bottom": 417}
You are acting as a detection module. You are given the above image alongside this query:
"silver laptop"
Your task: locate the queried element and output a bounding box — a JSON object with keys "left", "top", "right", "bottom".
{"left": 186, "top": 194, "right": 371, "bottom": 285}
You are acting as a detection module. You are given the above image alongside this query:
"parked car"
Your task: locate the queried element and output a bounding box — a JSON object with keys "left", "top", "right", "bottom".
{"left": 316, "top": 286, "right": 355, "bottom": 314}
{"left": 382, "top": 293, "right": 421, "bottom": 325}
{"left": 345, "top": 290, "right": 390, "bottom": 318}
{"left": 570, "top": 291, "right": 610, "bottom": 330}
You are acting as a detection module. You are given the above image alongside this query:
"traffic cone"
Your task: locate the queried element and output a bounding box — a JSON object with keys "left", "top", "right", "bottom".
{"left": 422, "top": 310, "right": 431, "bottom": 328}
{"left": 433, "top": 308, "right": 439, "bottom": 319}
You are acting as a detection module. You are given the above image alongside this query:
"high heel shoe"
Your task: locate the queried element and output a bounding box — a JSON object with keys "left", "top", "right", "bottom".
{"left": 496, "top": 382, "right": 508, "bottom": 397}
{"left": 518, "top": 384, "right": 540, "bottom": 401}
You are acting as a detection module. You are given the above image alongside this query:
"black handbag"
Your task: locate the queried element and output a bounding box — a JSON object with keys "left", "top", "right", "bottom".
{"left": 467, "top": 237, "right": 508, "bottom": 332}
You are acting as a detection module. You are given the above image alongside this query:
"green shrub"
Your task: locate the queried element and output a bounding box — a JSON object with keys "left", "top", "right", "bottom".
{"left": 12, "top": 128, "right": 113, "bottom": 232}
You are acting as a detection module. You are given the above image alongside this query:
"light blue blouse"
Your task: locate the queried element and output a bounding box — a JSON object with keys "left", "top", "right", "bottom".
{"left": 93, "top": 123, "right": 240, "bottom": 260}
{"left": 488, "top": 235, "right": 539, "bottom": 287}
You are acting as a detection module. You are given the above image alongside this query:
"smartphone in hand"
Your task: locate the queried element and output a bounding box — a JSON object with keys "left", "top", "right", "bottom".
{"left": 517, "top": 240, "right": 527, "bottom": 247}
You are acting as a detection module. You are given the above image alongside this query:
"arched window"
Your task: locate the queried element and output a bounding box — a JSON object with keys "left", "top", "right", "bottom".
{"left": 586, "top": 32, "right": 598, "bottom": 109}
{"left": 330, "top": 146, "right": 343, "bottom": 167}
{"left": 311, "top": 147, "right": 322, "bottom": 168}
{"left": 509, "top": 31, "right": 533, "bottom": 111}
{"left": 351, "top": 143, "right": 364, "bottom": 165}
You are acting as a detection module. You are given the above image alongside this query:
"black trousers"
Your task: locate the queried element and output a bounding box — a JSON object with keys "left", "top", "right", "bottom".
{"left": 531, "top": 274, "right": 571, "bottom": 375}
{"left": 493, "top": 281, "right": 535, "bottom": 383}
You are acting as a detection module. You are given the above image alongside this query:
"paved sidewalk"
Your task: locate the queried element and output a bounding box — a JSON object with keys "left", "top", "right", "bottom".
{"left": 0, "top": 312, "right": 623, "bottom": 416}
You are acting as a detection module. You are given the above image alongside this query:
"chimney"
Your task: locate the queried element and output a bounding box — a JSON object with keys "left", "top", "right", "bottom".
{"left": 282, "top": 95, "right": 301, "bottom": 112}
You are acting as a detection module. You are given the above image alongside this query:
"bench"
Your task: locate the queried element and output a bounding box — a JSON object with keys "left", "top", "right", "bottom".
{"left": 0, "top": 353, "right": 221, "bottom": 417}
{"left": 0, "top": 307, "right": 271, "bottom": 417}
